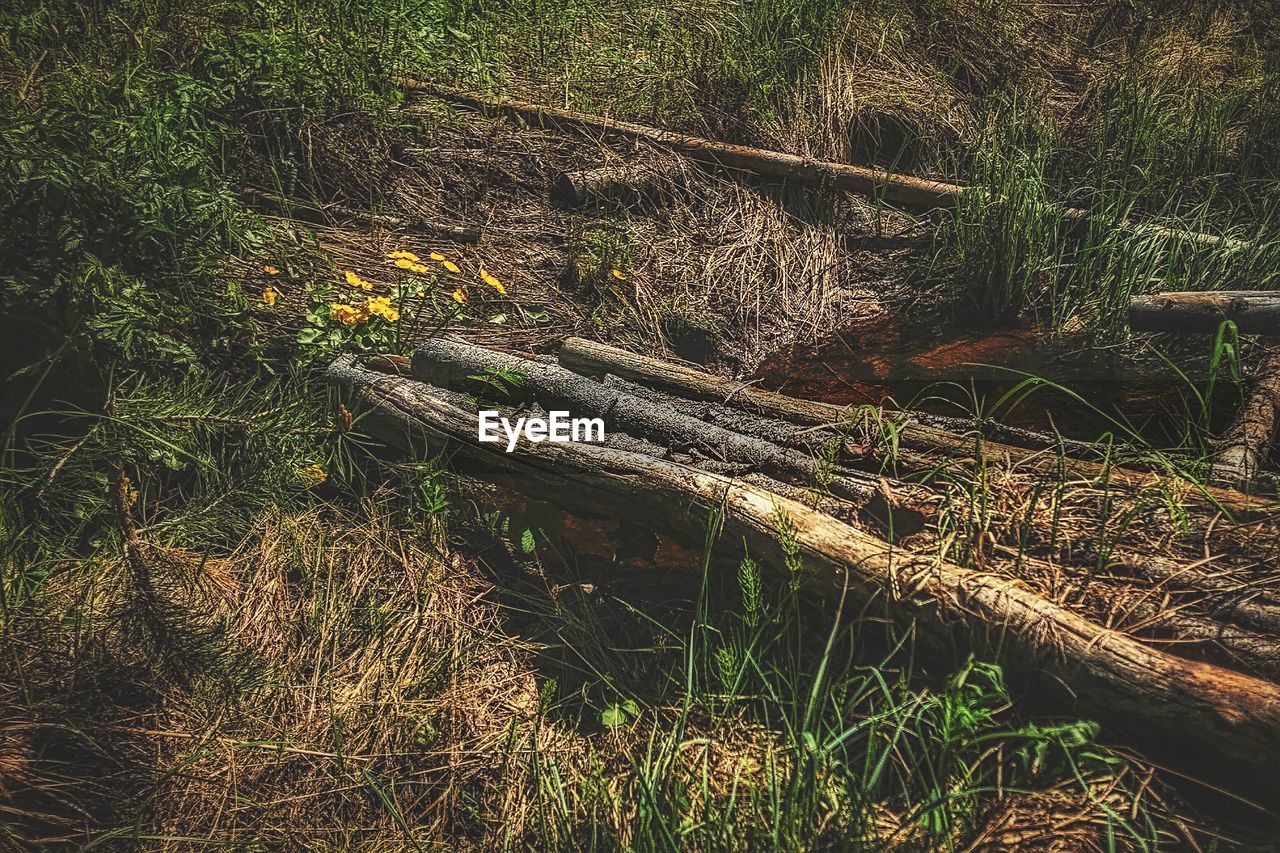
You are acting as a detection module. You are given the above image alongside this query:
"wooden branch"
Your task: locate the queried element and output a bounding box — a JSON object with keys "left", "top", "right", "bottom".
{"left": 1216, "top": 348, "right": 1280, "bottom": 484}
{"left": 1129, "top": 291, "right": 1280, "bottom": 335}
{"left": 327, "top": 354, "right": 1280, "bottom": 787}
{"left": 399, "top": 81, "right": 957, "bottom": 209}
{"left": 400, "top": 80, "right": 1236, "bottom": 249}
{"left": 243, "top": 187, "right": 482, "bottom": 242}
{"left": 558, "top": 337, "right": 1277, "bottom": 517}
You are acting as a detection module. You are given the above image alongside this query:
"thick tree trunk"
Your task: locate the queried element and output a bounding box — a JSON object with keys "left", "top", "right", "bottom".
{"left": 1129, "top": 291, "right": 1280, "bottom": 335}
{"left": 1216, "top": 348, "right": 1280, "bottom": 484}
{"left": 328, "top": 354, "right": 1280, "bottom": 788}
{"left": 400, "top": 81, "right": 1236, "bottom": 249}
{"left": 558, "top": 337, "right": 1277, "bottom": 516}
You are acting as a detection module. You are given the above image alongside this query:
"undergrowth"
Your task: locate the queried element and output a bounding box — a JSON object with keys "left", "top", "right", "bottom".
{"left": 2, "top": 0, "right": 1276, "bottom": 847}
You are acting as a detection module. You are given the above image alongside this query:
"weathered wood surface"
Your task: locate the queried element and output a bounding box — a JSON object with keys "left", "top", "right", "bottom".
{"left": 328, "top": 353, "right": 1280, "bottom": 786}
{"left": 1216, "top": 348, "right": 1280, "bottom": 484}
{"left": 399, "top": 80, "right": 959, "bottom": 209}
{"left": 400, "top": 80, "right": 1237, "bottom": 248}
{"left": 409, "top": 338, "right": 934, "bottom": 527}
{"left": 558, "top": 337, "right": 1278, "bottom": 516}
{"left": 1129, "top": 291, "right": 1280, "bottom": 335}
{"left": 550, "top": 161, "right": 687, "bottom": 210}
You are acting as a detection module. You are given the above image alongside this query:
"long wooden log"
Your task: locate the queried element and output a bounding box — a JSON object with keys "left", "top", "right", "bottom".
{"left": 243, "top": 186, "right": 482, "bottom": 242}
{"left": 1216, "top": 348, "right": 1280, "bottom": 484}
{"left": 400, "top": 81, "right": 957, "bottom": 209}
{"left": 558, "top": 337, "right": 1277, "bottom": 517}
{"left": 399, "top": 80, "right": 1237, "bottom": 249}
{"left": 408, "top": 338, "right": 934, "bottom": 528}
{"left": 1129, "top": 291, "right": 1280, "bottom": 335}
{"left": 999, "top": 549, "right": 1280, "bottom": 678}
{"left": 327, "top": 354, "right": 1280, "bottom": 788}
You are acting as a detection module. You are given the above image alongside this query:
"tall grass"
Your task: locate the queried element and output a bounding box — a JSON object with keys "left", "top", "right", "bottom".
{"left": 953, "top": 73, "right": 1280, "bottom": 339}
{"left": 512, "top": 539, "right": 1166, "bottom": 849}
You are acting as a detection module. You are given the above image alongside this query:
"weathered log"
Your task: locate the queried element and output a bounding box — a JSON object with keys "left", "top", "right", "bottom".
{"left": 400, "top": 80, "right": 1237, "bottom": 249}
{"left": 243, "top": 186, "right": 482, "bottom": 242}
{"left": 998, "top": 549, "right": 1280, "bottom": 678}
{"left": 1215, "top": 348, "right": 1280, "bottom": 484}
{"left": 550, "top": 160, "right": 687, "bottom": 210}
{"left": 1106, "top": 553, "right": 1280, "bottom": 637}
{"left": 400, "top": 81, "right": 957, "bottom": 208}
{"left": 1129, "top": 291, "right": 1280, "bottom": 335}
{"left": 558, "top": 337, "right": 1278, "bottom": 517}
{"left": 409, "top": 338, "right": 933, "bottom": 529}
{"left": 328, "top": 354, "right": 1280, "bottom": 787}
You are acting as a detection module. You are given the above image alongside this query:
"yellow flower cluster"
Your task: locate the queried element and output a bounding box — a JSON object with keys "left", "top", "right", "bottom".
{"left": 345, "top": 270, "right": 373, "bottom": 291}
{"left": 394, "top": 257, "right": 431, "bottom": 274}
{"left": 479, "top": 268, "right": 506, "bottom": 295}
{"left": 367, "top": 294, "right": 400, "bottom": 321}
{"left": 330, "top": 293, "right": 400, "bottom": 325}
{"left": 378, "top": 248, "right": 510, "bottom": 306}
{"left": 262, "top": 286, "right": 279, "bottom": 307}
{"left": 331, "top": 302, "right": 367, "bottom": 325}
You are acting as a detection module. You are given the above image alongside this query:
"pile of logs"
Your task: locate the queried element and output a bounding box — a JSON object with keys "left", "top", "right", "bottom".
{"left": 328, "top": 337, "right": 1280, "bottom": 792}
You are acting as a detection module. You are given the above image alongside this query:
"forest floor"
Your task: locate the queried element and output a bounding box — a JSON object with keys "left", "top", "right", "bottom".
{"left": 4, "top": 1, "right": 1280, "bottom": 849}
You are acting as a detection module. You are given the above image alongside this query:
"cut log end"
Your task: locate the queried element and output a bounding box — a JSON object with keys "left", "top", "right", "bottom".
{"left": 1129, "top": 291, "right": 1280, "bottom": 336}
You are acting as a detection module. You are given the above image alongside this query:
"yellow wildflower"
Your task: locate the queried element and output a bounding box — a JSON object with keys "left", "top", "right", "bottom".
{"left": 451, "top": 287, "right": 468, "bottom": 304}
{"left": 344, "top": 270, "right": 373, "bottom": 291}
{"left": 262, "top": 264, "right": 280, "bottom": 276}
{"left": 366, "top": 295, "right": 400, "bottom": 322}
{"left": 479, "top": 268, "right": 506, "bottom": 294}
{"left": 393, "top": 257, "right": 432, "bottom": 275}
{"left": 429, "top": 251, "right": 446, "bottom": 261}
{"left": 262, "top": 286, "right": 279, "bottom": 307}
{"left": 387, "top": 250, "right": 420, "bottom": 262}
{"left": 611, "top": 268, "right": 627, "bottom": 281}
{"left": 330, "top": 302, "right": 367, "bottom": 325}
{"left": 442, "top": 260, "right": 461, "bottom": 274}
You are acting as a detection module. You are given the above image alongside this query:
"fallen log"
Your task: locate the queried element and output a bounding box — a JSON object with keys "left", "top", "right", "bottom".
{"left": 243, "top": 186, "right": 482, "bottom": 242}
{"left": 1107, "top": 553, "right": 1280, "bottom": 637}
{"left": 550, "top": 160, "right": 687, "bottom": 210}
{"left": 399, "top": 80, "right": 1237, "bottom": 249}
{"left": 558, "top": 337, "right": 1277, "bottom": 517}
{"left": 1215, "top": 348, "right": 1280, "bottom": 484}
{"left": 995, "top": 549, "right": 1280, "bottom": 679}
{"left": 409, "top": 338, "right": 934, "bottom": 529}
{"left": 328, "top": 354, "right": 1280, "bottom": 788}
{"left": 1129, "top": 291, "right": 1280, "bottom": 336}
{"left": 611, "top": 372, "right": 1280, "bottom": 635}
{"left": 400, "top": 81, "right": 957, "bottom": 208}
